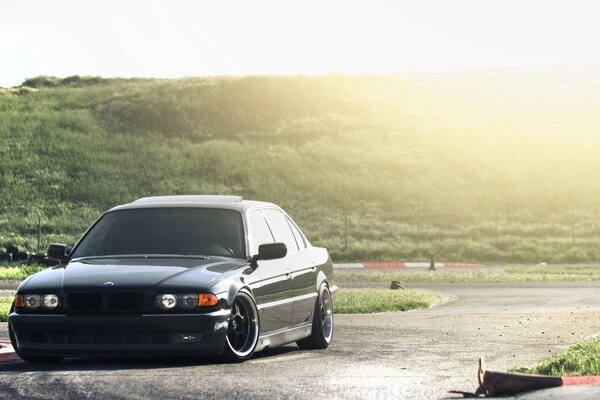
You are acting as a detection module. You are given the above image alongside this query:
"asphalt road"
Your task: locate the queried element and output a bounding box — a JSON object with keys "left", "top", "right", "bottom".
{"left": 1, "top": 281, "right": 599, "bottom": 399}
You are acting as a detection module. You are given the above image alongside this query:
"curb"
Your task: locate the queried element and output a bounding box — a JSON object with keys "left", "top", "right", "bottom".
{"left": 562, "top": 376, "right": 600, "bottom": 385}
{"left": 334, "top": 262, "right": 480, "bottom": 269}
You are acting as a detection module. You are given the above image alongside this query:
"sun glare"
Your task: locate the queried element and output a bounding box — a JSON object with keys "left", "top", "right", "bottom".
{"left": 2, "top": 0, "right": 600, "bottom": 86}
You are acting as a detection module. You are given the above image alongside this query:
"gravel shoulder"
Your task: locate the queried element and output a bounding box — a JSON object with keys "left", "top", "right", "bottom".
{"left": 1, "top": 282, "right": 599, "bottom": 399}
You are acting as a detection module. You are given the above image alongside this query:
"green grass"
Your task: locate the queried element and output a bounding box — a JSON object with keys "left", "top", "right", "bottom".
{"left": 0, "top": 297, "right": 12, "bottom": 322}
{"left": 513, "top": 335, "right": 600, "bottom": 376}
{"left": 334, "top": 288, "right": 443, "bottom": 313}
{"left": 4, "top": 72, "right": 600, "bottom": 262}
{"left": 335, "top": 266, "right": 600, "bottom": 283}
{"left": 0, "top": 264, "right": 45, "bottom": 280}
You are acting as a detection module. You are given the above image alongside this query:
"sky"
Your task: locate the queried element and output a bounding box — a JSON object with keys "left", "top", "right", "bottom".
{"left": 1, "top": 0, "right": 600, "bottom": 87}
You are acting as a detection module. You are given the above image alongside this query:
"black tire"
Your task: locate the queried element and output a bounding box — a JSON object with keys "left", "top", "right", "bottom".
{"left": 297, "top": 283, "right": 334, "bottom": 350}
{"left": 8, "top": 304, "right": 64, "bottom": 364}
{"left": 32, "top": 252, "right": 46, "bottom": 263}
{"left": 6, "top": 244, "right": 18, "bottom": 258}
{"left": 221, "top": 290, "right": 259, "bottom": 362}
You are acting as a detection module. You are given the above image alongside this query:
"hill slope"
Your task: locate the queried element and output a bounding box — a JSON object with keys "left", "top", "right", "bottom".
{"left": 2, "top": 71, "right": 600, "bottom": 262}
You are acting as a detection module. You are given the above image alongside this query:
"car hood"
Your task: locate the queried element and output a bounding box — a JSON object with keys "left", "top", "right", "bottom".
{"left": 18, "top": 257, "right": 247, "bottom": 293}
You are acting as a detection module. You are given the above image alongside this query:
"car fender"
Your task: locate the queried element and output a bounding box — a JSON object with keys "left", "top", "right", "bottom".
{"left": 224, "top": 281, "right": 256, "bottom": 308}
{"left": 315, "top": 252, "right": 334, "bottom": 290}
{"left": 316, "top": 270, "right": 329, "bottom": 291}
{"left": 316, "top": 259, "right": 337, "bottom": 304}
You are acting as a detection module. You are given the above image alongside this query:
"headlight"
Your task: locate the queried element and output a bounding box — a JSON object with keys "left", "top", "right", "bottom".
{"left": 24, "top": 295, "right": 41, "bottom": 308}
{"left": 155, "top": 293, "right": 218, "bottom": 310}
{"left": 42, "top": 294, "right": 60, "bottom": 309}
{"left": 157, "top": 294, "right": 177, "bottom": 310}
{"left": 178, "top": 294, "right": 198, "bottom": 309}
{"left": 15, "top": 294, "right": 60, "bottom": 310}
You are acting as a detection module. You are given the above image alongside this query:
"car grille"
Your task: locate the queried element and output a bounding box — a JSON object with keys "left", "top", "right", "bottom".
{"left": 24, "top": 332, "right": 170, "bottom": 345}
{"left": 108, "top": 293, "right": 144, "bottom": 311}
{"left": 67, "top": 292, "right": 145, "bottom": 313}
{"left": 68, "top": 293, "right": 102, "bottom": 311}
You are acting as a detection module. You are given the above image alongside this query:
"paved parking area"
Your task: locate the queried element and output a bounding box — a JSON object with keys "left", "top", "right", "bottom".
{"left": 1, "top": 282, "right": 599, "bottom": 399}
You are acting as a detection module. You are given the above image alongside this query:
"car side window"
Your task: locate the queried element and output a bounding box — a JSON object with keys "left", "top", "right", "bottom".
{"left": 248, "top": 210, "right": 274, "bottom": 256}
{"left": 263, "top": 209, "right": 299, "bottom": 253}
{"left": 286, "top": 217, "right": 307, "bottom": 250}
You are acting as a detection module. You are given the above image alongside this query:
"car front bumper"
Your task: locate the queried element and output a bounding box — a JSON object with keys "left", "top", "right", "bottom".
{"left": 9, "top": 310, "right": 231, "bottom": 358}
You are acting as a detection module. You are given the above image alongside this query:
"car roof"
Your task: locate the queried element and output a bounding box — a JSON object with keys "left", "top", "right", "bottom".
{"left": 108, "top": 195, "right": 278, "bottom": 213}
{"left": 133, "top": 195, "right": 243, "bottom": 204}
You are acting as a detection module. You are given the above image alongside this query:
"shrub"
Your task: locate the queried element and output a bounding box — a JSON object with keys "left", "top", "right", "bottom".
{"left": 22, "top": 76, "right": 60, "bottom": 88}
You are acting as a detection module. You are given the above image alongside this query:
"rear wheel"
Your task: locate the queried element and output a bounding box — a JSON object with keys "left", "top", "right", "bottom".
{"left": 222, "top": 290, "right": 259, "bottom": 362}
{"left": 297, "top": 283, "right": 333, "bottom": 350}
{"left": 8, "top": 304, "right": 64, "bottom": 363}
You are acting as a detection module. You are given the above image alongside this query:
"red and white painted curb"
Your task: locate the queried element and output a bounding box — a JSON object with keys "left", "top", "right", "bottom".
{"left": 0, "top": 340, "right": 18, "bottom": 363}
{"left": 334, "top": 262, "right": 480, "bottom": 269}
{"left": 562, "top": 376, "right": 600, "bottom": 385}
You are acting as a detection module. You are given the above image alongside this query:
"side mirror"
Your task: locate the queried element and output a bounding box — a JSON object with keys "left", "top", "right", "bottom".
{"left": 250, "top": 242, "right": 287, "bottom": 270}
{"left": 47, "top": 243, "right": 69, "bottom": 264}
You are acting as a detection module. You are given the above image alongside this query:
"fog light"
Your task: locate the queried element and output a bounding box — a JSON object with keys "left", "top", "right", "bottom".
{"left": 157, "top": 294, "right": 177, "bottom": 310}
{"left": 24, "top": 295, "right": 41, "bottom": 309}
{"left": 214, "top": 320, "right": 228, "bottom": 331}
{"left": 42, "top": 294, "right": 59, "bottom": 309}
{"left": 178, "top": 294, "right": 198, "bottom": 309}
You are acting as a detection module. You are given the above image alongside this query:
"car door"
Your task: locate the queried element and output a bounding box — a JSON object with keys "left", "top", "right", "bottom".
{"left": 247, "top": 209, "right": 293, "bottom": 333}
{"left": 263, "top": 209, "right": 316, "bottom": 328}
{"left": 285, "top": 215, "right": 318, "bottom": 327}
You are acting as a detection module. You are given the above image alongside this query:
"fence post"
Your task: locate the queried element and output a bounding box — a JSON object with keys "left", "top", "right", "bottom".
{"left": 344, "top": 213, "right": 348, "bottom": 250}
{"left": 37, "top": 212, "right": 42, "bottom": 253}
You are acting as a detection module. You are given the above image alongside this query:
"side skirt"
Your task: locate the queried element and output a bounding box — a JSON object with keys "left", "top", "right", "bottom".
{"left": 255, "top": 323, "right": 312, "bottom": 352}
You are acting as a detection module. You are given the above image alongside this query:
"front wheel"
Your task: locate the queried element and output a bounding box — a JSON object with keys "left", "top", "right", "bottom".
{"left": 221, "top": 290, "right": 259, "bottom": 362}
{"left": 297, "top": 283, "right": 334, "bottom": 350}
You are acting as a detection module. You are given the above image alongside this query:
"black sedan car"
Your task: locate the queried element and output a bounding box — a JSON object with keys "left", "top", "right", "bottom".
{"left": 9, "top": 195, "right": 337, "bottom": 362}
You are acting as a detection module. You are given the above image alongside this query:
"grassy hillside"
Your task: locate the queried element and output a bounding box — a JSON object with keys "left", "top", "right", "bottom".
{"left": 2, "top": 71, "right": 600, "bottom": 262}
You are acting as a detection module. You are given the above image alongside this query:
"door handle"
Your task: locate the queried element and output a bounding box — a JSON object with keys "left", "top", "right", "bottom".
{"left": 284, "top": 269, "right": 291, "bottom": 280}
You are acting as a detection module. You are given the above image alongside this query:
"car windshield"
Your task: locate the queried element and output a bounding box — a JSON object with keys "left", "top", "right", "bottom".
{"left": 71, "top": 208, "right": 245, "bottom": 259}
